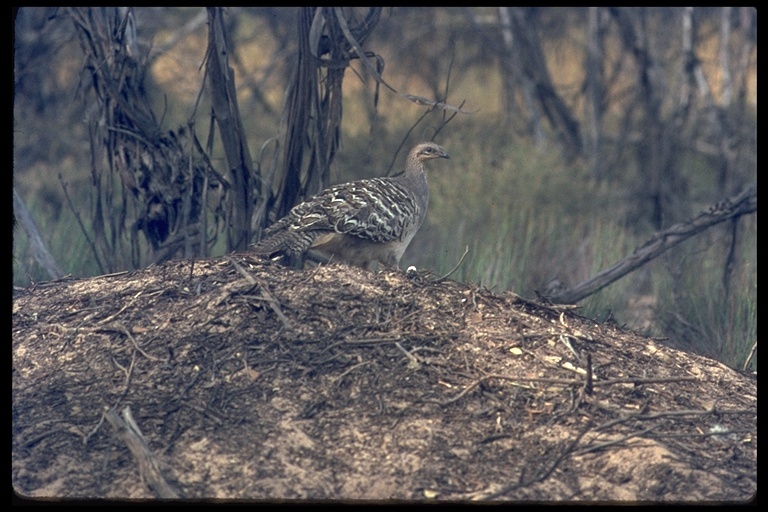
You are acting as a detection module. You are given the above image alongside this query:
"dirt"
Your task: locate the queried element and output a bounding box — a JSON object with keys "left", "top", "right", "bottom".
{"left": 12, "top": 253, "right": 757, "bottom": 502}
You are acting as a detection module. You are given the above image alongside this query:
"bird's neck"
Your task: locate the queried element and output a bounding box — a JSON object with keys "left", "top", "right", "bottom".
{"left": 400, "top": 158, "right": 429, "bottom": 206}
{"left": 404, "top": 155, "right": 426, "bottom": 179}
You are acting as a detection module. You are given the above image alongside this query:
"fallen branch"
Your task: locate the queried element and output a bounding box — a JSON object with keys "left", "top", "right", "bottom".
{"left": 104, "top": 406, "right": 181, "bottom": 499}
{"left": 594, "top": 404, "right": 754, "bottom": 432}
{"left": 575, "top": 425, "right": 661, "bottom": 455}
{"left": 593, "top": 376, "right": 698, "bottom": 387}
{"left": 229, "top": 257, "right": 292, "bottom": 330}
{"left": 483, "top": 421, "right": 594, "bottom": 500}
{"left": 438, "top": 373, "right": 698, "bottom": 407}
{"left": 548, "top": 185, "right": 756, "bottom": 304}
{"left": 437, "top": 374, "right": 579, "bottom": 407}
{"left": 13, "top": 188, "right": 64, "bottom": 280}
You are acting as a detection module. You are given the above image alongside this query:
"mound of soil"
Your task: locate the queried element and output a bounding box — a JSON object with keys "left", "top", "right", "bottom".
{"left": 12, "top": 254, "right": 756, "bottom": 502}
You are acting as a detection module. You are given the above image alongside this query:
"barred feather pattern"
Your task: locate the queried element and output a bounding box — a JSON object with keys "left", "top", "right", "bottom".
{"left": 251, "top": 142, "right": 449, "bottom": 268}
{"left": 252, "top": 178, "right": 421, "bottom": 254}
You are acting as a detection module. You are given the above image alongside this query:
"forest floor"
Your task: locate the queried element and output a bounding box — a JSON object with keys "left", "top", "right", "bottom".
{"left": 12, "top": 254, "right": 756, "bottom": 502}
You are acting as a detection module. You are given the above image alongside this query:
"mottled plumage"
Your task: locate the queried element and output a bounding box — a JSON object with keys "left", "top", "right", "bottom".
{"left": 251, "top": 142, "right": 450, "bottom": 269}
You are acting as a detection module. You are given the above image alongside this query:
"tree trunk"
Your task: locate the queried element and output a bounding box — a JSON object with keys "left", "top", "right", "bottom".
{"left": 206, "top": 8, "right": 257, "bottom": 251}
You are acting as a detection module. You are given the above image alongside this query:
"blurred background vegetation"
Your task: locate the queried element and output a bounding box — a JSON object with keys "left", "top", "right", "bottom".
{"left": 13, "top": 7, "right": 756, "bottom": 370}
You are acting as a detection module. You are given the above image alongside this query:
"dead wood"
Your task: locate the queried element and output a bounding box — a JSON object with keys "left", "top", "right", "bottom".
{"left": 104, "top": 407, "right": 182, "bottom": 499}
{"left": 547, "top": 185, "right": 756, "bottom": 304}
{"left": 13, "top": 188, "right": 64, "bottom": 280}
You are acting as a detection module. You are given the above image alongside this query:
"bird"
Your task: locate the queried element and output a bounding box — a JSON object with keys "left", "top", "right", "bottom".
{"left": 251, "top": 141, "right": 450, "bottom": 270}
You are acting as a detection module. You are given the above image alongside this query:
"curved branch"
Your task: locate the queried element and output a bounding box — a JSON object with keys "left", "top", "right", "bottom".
{"left": 548, "top": 185, "right": 757, "bottom": 304}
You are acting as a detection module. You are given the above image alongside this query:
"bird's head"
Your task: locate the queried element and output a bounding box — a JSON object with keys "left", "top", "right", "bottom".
{"left": 413, "top": 142, "right": 450, "bottom": 163}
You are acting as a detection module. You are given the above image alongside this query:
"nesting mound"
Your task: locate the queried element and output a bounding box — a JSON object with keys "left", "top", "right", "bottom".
{"left": 12, "top": 254, "right": 756, "bottom": 502}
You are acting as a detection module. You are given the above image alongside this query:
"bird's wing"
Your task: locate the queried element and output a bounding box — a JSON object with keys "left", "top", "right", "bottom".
{"left": 271, "top": 178, "right": 420, "bottom": 243}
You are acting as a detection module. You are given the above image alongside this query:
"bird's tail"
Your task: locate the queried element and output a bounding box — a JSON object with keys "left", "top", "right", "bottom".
{"left": 250, "top": 229, "right": 316, "bottom": 258}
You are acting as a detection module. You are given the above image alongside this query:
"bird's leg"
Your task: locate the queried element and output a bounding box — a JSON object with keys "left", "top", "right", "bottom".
{"left": 305, "top": 249, "right": 334, "bottom": 266}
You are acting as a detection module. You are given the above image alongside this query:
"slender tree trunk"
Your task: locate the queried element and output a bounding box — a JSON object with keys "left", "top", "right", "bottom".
{"left": 274, "top": 7, "right": 318, "bottom": 221}
{"left": 498, "top": 7, "right": 545, "bottom": 147}
{"left": 206, "top": 8, "right": 256, "bottom": 251}
{"left": 586, "top": 7, "right": 605, "bottom": 180}
{"left": 719, "top": 7, "right": 733, "bottom": 107}
{"left": 611, "top": 7, "right": 671, "bottom": 230}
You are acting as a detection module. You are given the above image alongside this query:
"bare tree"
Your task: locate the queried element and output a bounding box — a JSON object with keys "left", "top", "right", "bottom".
{"left": 465, "top": 8, "right": 582, "bottom": 156}
{"left": 610, "top": 7, "right": 678, "bottom": 230}
{"left": 66, "top": 7, "right": 265, "bottom": 267}
{"left": 497, "top": 7, "right": 545, "bottom": 148}
{"left": 69, "top": 8, "right": 205, "bottom": 268}
{"left": 715, "top": 7, "right": 756, "bottom": 295}
{"left": 63, "top": 7, "right": 387, "bottom": 269}
{"left": 205, "top": 7, "right": 257, "bottom": 251}
{"left": 267, "top": 8, "right": 382, "bottom": 228}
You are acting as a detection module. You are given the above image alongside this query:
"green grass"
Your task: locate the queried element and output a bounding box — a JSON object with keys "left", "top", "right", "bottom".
{"left": 14, "top": 168, "right": 104, "bottom": 286}
{"left": 653, "top": 220, "right": 757, "bottom": 370}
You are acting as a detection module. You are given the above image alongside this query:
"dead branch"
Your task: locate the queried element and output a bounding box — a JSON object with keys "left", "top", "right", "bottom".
{"left": 68, "top": 7, "right": 211, "bottom": 266}
{"left": 229, "top": 257, "right": 292, "bottom": 330}
{"left": 434, "top": 245, "right": 470, "bottom": 283}
{"left": 438, "top": 372, "right": 699, "bottom": 408}
{"left": 104, "top": 322, "right": 159, "bottom": 362}
{"left": 105, "top": 406, "right": 182, "bottom": 499}
{"left": 206, "top": 7, "right": 257, "bottom": 251}
{"left": 548, "top": 185, "right": 757, "bottom": 304}
{"left": 575, "top": 425, "right": 661, "bottom": 455}
{"left": 13, "top": 188, "right": 64, "bottom": 280}
{"left": 742, "top": 342, "right": 757, "bottom": 372}
{"left": 593, "top": 376, "right": 698, "bottom": 387}
{"left": 483, "top": 421, "right": 594, "bottom": 500}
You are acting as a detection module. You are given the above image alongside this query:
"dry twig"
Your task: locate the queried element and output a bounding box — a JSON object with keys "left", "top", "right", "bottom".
{"left": 105, "top": 406, "right": 181, "bottom": 499}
